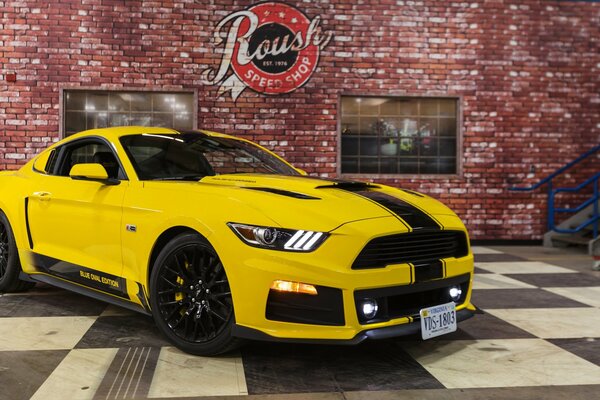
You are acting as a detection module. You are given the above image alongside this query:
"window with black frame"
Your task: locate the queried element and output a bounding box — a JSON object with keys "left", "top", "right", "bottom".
{"left": 63, "top": 90, "right": 195, "bottom": 136}
{"left": 340, "top": 96, "right": 459, "bottom": 175}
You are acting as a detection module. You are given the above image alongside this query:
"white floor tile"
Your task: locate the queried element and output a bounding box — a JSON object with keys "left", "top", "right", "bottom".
{"left": 476, "top": 261, "right": 573, "bottom": 274}
{"left": 0, "top": 317, "right": 96, "bottom": 351}
{"left": 148, "top": 347, "right": 247, "bottom": 398}
{"left": 31, "top": 348, "right": 118, "bottom": 400}
{"left": 404, "top": 338, "right": 600, "bottom": 388}
{"left": 471, "top": 246, "right": 502, "bottom": 254}
{"left": 486, "top": 308, "right": 600, "bottom": 339}
{"left": 544, "top": 287, "right": 600, "bottom": 308}
{"left": 473, "top": 273, "right": 536, "bottom": 290}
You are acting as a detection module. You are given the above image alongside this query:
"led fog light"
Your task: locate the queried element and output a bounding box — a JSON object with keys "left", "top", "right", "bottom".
{"left": 361, "top": 298, "right": 379, "bottom": 320}
{"left": 449, "top": 285, "right": 462, "bottom": 302}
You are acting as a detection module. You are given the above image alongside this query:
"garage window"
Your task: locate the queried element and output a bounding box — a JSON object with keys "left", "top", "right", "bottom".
{"left": 62, "top": 90, "right": 195, "bottom": 137}
{"left": 340, "top": 96, "right": 459, "bottom": 175}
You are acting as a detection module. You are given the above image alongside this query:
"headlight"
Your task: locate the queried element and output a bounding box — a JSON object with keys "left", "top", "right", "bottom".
{"left": 227, "top": 223, "right": 328, "bottom": 252}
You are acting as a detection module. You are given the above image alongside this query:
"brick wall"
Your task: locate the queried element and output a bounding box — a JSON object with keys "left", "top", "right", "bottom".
{"left": 1, "top": 0, "right": 599, "bottom": 240}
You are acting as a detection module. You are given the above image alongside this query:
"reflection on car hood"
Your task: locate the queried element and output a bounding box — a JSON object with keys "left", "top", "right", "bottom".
{"left": 196, "top": 174, "right": 457, "bottom": 232}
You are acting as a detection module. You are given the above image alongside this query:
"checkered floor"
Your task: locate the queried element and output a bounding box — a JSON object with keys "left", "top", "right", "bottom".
{"left": 1, "top": 247, "right": 600, "bottom": 400}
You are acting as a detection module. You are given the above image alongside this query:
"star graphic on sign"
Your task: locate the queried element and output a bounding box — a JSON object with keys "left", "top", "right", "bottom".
{"left": 278, "top": 11, "right": 286, "bottom": 18}
{"left": 291, "top": 17, "right": 298, "bottom": 23}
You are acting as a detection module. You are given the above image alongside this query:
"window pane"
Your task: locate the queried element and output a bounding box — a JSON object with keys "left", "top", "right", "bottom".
{"left": 439, "top": 99, "right": 456, "bottom": 117}
{"left": 130, "top": 93, "right": 152, "bottom": 112}
{"left": 439, "top": 138, "right": 456, "bottom": 157}
{"left": 87, "top": 93, "right": 108, "bottom": 111}
{"left": 439, "top": 118, "right": 457, "bottom": 137}
{"left": 342, "top": 137, "right": 359, "bottom": 156}
{"left": 110, "top": 113, "right": 129, "bottom": 126}
{"left": 65, "top": 111, "right": 86, "bottom": 134}
{"left": 419, "top": 118, "right": 438, "bottom": 137}
{"left": 340, "top": 96, "right": 459, "bottom": 175}
{"left": 130, "top": 113, "right": 153, "bottom": 126}
{"left": 174, "top": 113, "right": 192, "bottom": 130}
{"left": 380, "top": 158, "right": 398, "bottom": 174}
{"left": 421, "top": 158, "right": 438, "bottom": 174}
{"left": 153, "top": 93, "right": 177, "bottom": 112}
{"left": 342, "top": 97, "right": 359, "bottom": 115}
{"left": 86, "top": 112, "right": 108, "bottom": 129}
{"left": 359, "top": 98, "right": 381, "bottom": 115}
{"left": 360, "top": 137, "right": 378, "bottom": 156}
{"left": 419, "top": 137, "right": 437, "bottom": 156}
{"left": 420, "top": 99, "right": 438, "bottom": 116}
{"left": 399, "top": 158, "right": 418, "bottom": 173}
{"left": 109, "top": 93, "right": 129, "bottom": 112}
{"left": 360, "top": 159, "right": 379, "bottom": 173}
{"left": 341, "top": 157, "right": 359, "bottom": 173}
{"left": 359, "top": 117, "right": 379, "bottom": 135}
{"left": 398, "top": 99, "right": 418, "bottom": 116}
{"left": 439, "top": 158, "right": 456, "bottom": 174}
{"left": 65, "top": 92, "right": 86, "bottom": 110}
{"left": 379, "top": 99, "right": 398, "bottom": 115}
{"left": 341, "top": 117, "right": 359, "bottom": 135}
{"left": 152, "top": 113, "right": 172, "bottom": 127}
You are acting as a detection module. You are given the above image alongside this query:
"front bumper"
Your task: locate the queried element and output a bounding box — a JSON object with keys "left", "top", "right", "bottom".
{"left": 214, "top": 215, "right": 475, "bottom": 342}
{"left": 233, "top": 308, "right": 475, "bottom": 345}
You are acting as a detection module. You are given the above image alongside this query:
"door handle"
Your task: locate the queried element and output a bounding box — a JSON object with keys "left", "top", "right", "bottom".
{"left": 32, "top": 191, "right": 52, "bottom": 201}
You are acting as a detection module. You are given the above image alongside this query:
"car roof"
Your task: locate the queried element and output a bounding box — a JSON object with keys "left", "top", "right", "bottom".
{"left": 65, "top": 126, "right": 237, "bottom": 142}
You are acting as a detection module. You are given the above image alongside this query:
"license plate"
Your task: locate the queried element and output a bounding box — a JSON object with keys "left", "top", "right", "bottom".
{"left": 420, "top": 302, "right": 457, "bottom": 340}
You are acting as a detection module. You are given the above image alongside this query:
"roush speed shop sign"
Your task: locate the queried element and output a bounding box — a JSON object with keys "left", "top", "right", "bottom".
{"left": 201, "top": 2, "right": 334, "bottom": 100}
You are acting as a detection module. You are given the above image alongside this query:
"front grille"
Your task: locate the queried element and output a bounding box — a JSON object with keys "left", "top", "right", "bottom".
{"left": 354, "top": 273, "right": 470, "bottom": 324}
{"left": 352, "top": 230, "right": 469, "bottom": 269}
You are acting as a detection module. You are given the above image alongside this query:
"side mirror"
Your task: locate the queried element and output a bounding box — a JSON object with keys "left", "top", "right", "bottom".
{"left": 296, "top": 168, "right": 308, "bottom": 176}
{"left": 69, "top": 163, "right": 120, "bottom": 185}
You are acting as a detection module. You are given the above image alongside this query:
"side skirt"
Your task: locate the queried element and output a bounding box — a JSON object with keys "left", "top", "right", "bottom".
{"left": 26, "top": 273, "right": 151, "bottom": 316}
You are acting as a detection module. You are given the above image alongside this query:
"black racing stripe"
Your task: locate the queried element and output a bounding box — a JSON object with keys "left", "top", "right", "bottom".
{"left": 30, "top": 252, "right": 129, "bottom": 299}
{"left": 338, "top": 190, "right": 442, "bottom": 230}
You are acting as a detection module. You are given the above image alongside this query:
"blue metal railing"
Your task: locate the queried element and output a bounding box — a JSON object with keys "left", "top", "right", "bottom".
{"left": 509, "top": 144, "right": 600, "bottom": 239}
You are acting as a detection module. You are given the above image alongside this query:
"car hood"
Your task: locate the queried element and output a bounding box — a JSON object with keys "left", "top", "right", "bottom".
{"left": 194, "top": 174, "right": 458, "bottom": 232}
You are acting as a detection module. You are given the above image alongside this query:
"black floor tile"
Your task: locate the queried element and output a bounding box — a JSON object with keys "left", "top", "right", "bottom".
{"left": 473, "top": 267, "right": 488, "bottom": 274}
{"left": 474, "top": 254, "right": 527, "bottom": 263}
{"left": 504, "top": 273, "right": 600, "bottom": 288}
{"left": 75, "top": 315, "right": 169, "bottom": 348}
{"left": 0, "top": 350, "right": 69, "bottom": 400}
{"left": 0, "top": 292, "right": 107, "bottom": 317}
{"left": 242, "top": 341, "right": 443, "bottom": 394}
{"left": 548, "top": 338, "right": 600, "bottom": 367}
{"left": 471, "top": 288, "right": 590, "bottom": 309}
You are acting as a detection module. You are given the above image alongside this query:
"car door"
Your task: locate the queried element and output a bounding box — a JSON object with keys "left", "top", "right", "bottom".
{"left": 27, "top": 137, "right": 129, "bottom": 298}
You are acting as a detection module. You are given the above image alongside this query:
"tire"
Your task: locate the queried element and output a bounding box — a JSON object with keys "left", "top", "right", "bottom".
{"left": 0, "top": 210, "right": 35, "bottom": 293}
{"left": 149, "top": 233, "right": 242, "bottom": 356}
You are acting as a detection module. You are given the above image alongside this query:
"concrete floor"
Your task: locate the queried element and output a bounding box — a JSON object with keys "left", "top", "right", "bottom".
{"left": 1, "top": 245, "right": 599, "bottom": 400}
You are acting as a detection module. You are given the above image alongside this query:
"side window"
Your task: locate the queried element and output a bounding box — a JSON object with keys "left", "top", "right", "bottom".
{"left": 56, "top": 141, "right": 123, "bottom": 180}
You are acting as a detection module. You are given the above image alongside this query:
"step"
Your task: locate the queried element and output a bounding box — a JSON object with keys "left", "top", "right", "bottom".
{"left": 552, "top": 235, "right": 590, "bottom": 246}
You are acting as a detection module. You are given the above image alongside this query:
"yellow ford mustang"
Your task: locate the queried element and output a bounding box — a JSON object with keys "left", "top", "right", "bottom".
{"left": 0, "top": 127, "right": 474, "bottom": 355}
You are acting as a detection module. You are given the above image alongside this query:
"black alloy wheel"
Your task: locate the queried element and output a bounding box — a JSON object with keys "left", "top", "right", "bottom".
{"left": 150, "top": 233, "right": 241, "bottom": 355}
{"left": 0, "top": 211, "right": 35, "bottom": 293}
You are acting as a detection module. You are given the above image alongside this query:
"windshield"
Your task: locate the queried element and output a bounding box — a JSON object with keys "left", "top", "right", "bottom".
{"left": 120, "top": 133, "right": 299, "bottom": 181}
